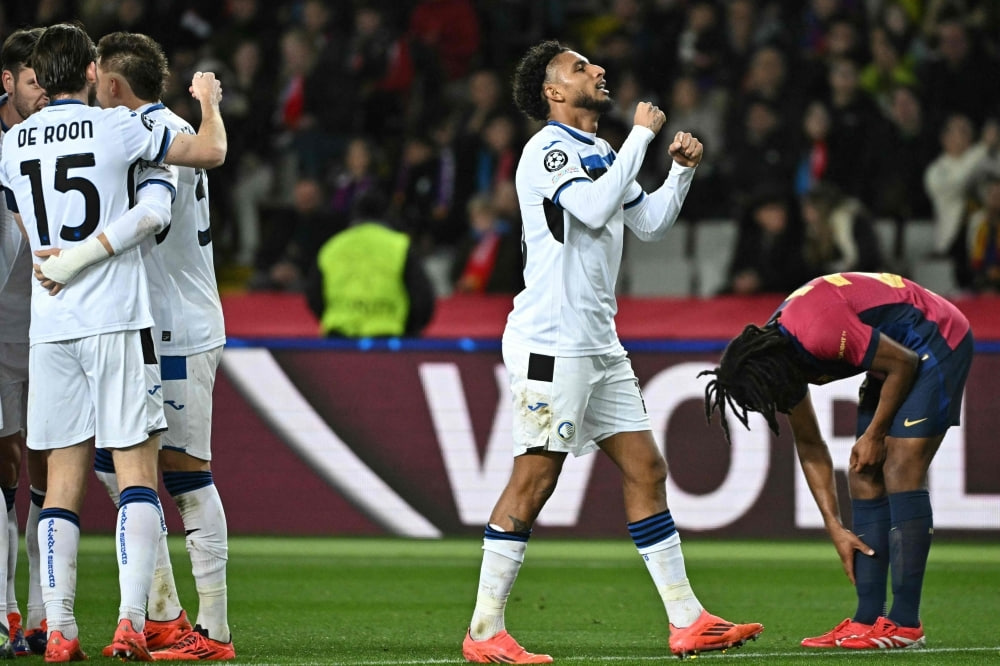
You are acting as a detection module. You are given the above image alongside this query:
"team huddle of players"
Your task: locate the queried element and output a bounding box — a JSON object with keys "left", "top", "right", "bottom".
{"left": 0, "top": 23, "right": 233, "bottom": 662}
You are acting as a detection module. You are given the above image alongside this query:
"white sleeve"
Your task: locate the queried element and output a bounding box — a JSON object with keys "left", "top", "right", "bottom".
{"left": 38, "top": 178, "right": 173, "bottom": 285}
{"left": 114, "top": 106, "right": 174, "bottom": 164}
{"left": 552, "top": 126, "right": 655, "bottom": 229}
{"left": 623, "top": 164, "right": 697, "bottom": 241}
{"left": 102, "top": 178, "right": 173, "bottom": 254}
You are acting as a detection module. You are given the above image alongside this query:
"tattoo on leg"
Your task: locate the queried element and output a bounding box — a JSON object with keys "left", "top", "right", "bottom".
{"left": 509, "top": 516, "right": 531, "bottom": 533}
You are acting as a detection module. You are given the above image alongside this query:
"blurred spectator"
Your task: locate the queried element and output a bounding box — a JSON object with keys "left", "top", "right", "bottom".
{"left": 723, "top": 188, "right": 811, "bottom": 295}
{"left": 347, "top": 3, "right": 412, "bottom": 137}
{"left": 329, "top": 136, "right": 383, "bottom": 230}
{"left": 966, "top": 171, "right": 1000, "bottom": 293}
{"left": 918, "top": 16, "right": 1000, "bottom": 133}
{"left": 721, "top": 98, "right": 797, "bottom": 211}
{"left": 275, "top": 27, "right": 316, "bottom": 146}
{"left": 924, "top": 114, "right": 997, "bottom": 256}
{"left": 794, "top": 100, "right": 831, "bottom": 197}
{"left": 822, "top": 56, "right": 886, "bottom": 203}
{"left": 877, "top": 0, "right": 928, "bottom": 63}
{"left": 860, "top": 24, "right": 917, "bottom": 115}
{"left": 251, "top": 177, "right": 343, "bottom": 291}
{"left": 474, "top": 113, "right": 519, "bottom": 197}
{"left": 799, "top": 9, "right": 866, "bottom": 101}
{"left": 662, "top": 75, "right": 725, "bottom": 219}
{"left": 871, "top": 85, "right": 936, "bottom": 227}
{"left": 450, "top": 190, "right": 524, "bottom": 294}
{"left": 211, "top": 0, "right": 279, "bottom": 76}
{"left": 407, "top": 0, "right": 481, "bottom": 81}
{"left": 390, "top": 131, "right": 450, "bottom": 250}
{"left": 729, "top": 44, "right": 799, "bottom": 125}
{"left": 675, "top": 0, "right": 725, "bottom": 89}
{"left": 211, "top": 38, "right": 277, "bottom": 267}
{"left": 719, "top": 0, "right": 758, "bottom": 89}
{"left": 801, "top": 182, "right": 883, "bottom": 275}
{"left": 305, "top": 190, "right": 435, "bottom": 337}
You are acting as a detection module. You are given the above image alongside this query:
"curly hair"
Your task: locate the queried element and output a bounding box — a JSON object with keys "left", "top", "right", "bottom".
{"left": 512, "top": 40, "right": 568, "bottom": 122}
{"left": 699, "top": 323, "right": 806, "bottom": 444}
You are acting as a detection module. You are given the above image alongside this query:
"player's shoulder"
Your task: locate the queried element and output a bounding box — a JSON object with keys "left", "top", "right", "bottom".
{"left": 520, "top": 125, "right": 579, "bottom": 175}
{"left": 143, "top": 104, "right": 193, "bottom": 134}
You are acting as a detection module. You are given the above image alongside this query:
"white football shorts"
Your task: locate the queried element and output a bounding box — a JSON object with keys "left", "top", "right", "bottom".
{"left": 158, "top": 346, "right": 222, "bottom": 461}
{"left": 0, "top": 341, "right": 28, "bottom": 437}
{"left": 503, "top": 341, "right": 651, "bottom": 457}
{"left": 27, "top": 329, "right": 166, "bottom": 450}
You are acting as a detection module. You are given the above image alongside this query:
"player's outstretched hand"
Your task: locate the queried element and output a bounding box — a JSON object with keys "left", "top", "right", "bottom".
{"left": 633, "top": 101, "right": 665, "bottom": 135}
{"left": 189, "top": 71, "right": 223, "bottom": 106}
{"left": 33, "top": 248, "right": 65, "bottom": 296}
{"left": 668, "top": 131, "right": 703, "bottom": 167}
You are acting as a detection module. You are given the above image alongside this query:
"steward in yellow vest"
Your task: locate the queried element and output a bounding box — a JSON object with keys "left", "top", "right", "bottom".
{"left": 306, "top": 200, "right": 435, "bottom": 337}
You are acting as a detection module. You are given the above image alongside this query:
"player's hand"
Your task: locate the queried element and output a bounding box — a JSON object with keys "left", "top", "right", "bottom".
{"left": 849, "top": 432, "right": 886, "bottom": 473}
{"left": 189, "top": 71, "right": 223, "bottom": 106}
{"left": 831, "top": 525, "right": 875, "bottom": 585}
{"left": 633, "top": 101, "right": 665, "bottom": 135}
{"left": 33, "top": 248, "right": 66, "bottom": 296}
{"left": 668, "top": 131, "right": 703, "bottom": 167}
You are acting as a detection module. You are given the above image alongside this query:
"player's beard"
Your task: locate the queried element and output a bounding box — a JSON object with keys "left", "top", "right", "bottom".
{"left": 11, "top": 95, "right": 36, "bottom": 121}
{"left": 574, "top": 91, "right": 614, "bottom": 114}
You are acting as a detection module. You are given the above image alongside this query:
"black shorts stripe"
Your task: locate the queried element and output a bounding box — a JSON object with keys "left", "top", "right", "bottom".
{"left": 139, "top": 328, "right": 157, "bottom": 365}
{"left": 527, "top": 353, "right": 555, "bottom": 382}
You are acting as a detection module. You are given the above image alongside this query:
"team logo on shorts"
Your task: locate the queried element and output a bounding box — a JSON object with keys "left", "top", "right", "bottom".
{"left": 556, "top": 420, "right": 576, "bottom": 442}
{"left": 544, "top": 149, "right": 568, "bottom": 172}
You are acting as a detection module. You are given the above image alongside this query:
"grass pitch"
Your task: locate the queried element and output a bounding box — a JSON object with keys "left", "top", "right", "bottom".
{"left": 41, "top": 536, "right": 1000, "bottom": 664}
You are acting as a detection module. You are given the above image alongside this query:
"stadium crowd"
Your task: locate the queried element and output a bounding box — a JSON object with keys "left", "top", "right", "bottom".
{"left": 4, "top": 0, "right": 999, "bottom": 311}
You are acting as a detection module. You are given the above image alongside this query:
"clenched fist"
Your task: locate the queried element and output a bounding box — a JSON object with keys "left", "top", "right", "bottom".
{"left": 668, "top": 131, "right": 703, "bottom": 167}
{"left": 634, "top": 101, "right": 666, "bottom": 135}
{"left": 189, "top": 71, "right": 223, "bottom": 106}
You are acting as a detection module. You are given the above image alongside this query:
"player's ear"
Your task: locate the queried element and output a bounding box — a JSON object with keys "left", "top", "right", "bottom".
{"left": 85, "top": 60, "right": 97, "bottom": 84}
{"left": 1, "top": 70, "right": 13, "bottom": 95}
{"left": 543, "top": 84, "right": 563, "bottom": 103}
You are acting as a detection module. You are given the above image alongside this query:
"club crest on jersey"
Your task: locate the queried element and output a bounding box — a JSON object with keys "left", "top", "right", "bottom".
{"left": 544, "top": 149, "right": 568, "bottom": 172}
{"left": 556, "top": 420, "right": 576, "bottom": 442}
{"left": 140, "top": 112, "right": 155, "bottom": 131}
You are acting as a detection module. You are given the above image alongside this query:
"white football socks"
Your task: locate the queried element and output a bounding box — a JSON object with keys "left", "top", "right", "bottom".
{"left": 117, "top": 498, "right": 163, "bottom": 630}
{"left": 25, "top": 489, "right": 44, "bottom": 629}
{"left": 37, "top": 514, "right": 79, "bottom": 639}
{"left": 177, "top": 484, "right": 230, "bottom": 643}
{"left": 636, "top": 532, "right": 703, "bottom": 627}
{"left": 469, "top": 531, "right": 527, "bottom": 641}
{"left": 149, "top": 504, "right": 183, "bottom": 623}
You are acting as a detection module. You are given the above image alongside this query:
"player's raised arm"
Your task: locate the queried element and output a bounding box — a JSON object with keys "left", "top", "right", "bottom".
{"left": 163, "top": 71, "right": 227, "bottom": 169}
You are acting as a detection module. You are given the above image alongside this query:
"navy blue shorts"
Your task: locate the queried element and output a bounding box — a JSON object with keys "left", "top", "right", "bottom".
{"left": 856, "top": 331, "right": 973, "bottom": 439}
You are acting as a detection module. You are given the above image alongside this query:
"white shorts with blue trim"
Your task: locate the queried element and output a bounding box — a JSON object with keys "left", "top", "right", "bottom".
{"left": 159, "top": 346, "right": 222, "bottom": 461}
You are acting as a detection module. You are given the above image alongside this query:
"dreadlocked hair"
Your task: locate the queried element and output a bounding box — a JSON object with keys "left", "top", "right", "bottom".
{"left": 698, "top": 323, "right": 806, "bottom": 444}
{"left": 512, "top": 40, "right": 568, "bottom": 122}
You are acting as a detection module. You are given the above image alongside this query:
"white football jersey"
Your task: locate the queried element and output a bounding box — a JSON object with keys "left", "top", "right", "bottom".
{"left": 136, "top": 103, "right": 225, "bottom": 356}
{"left": 0, "top": 95, "right": 31, "bottom": 343}
{"left": 504, "top": 121, "right": 646, "bottom": 356}
{"left": 0, "top": 99, "right": 174, "bottom": 344}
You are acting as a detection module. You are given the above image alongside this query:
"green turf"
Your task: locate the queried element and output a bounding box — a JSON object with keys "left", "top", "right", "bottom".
{"left": 31, "top": 536, "right": 1000, "bottom": 664}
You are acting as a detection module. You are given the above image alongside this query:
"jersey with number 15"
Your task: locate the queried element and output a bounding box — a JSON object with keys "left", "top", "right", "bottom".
{"left": 0, "top": 99, "right": 174, "bottom": 345}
